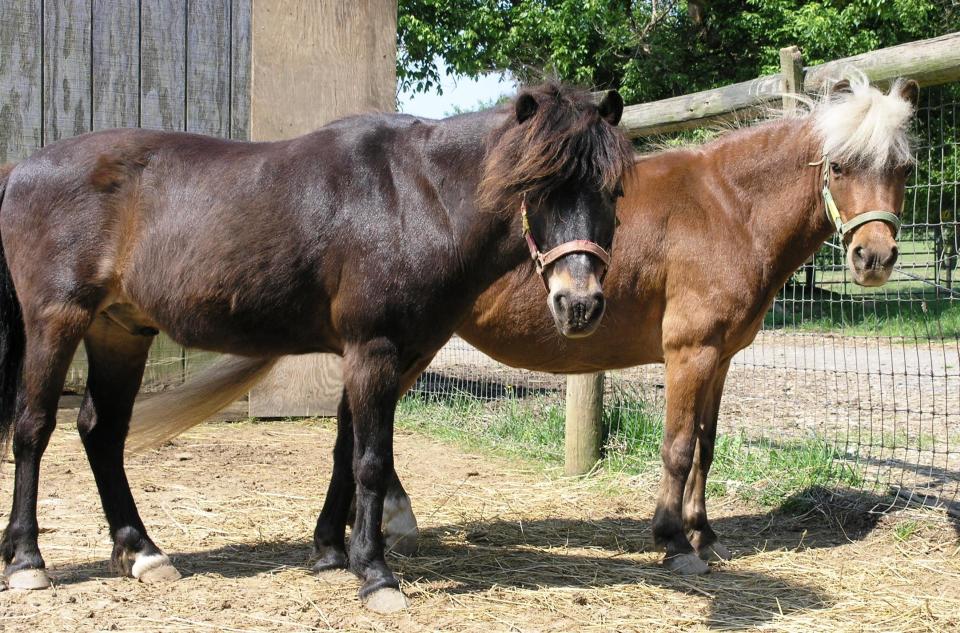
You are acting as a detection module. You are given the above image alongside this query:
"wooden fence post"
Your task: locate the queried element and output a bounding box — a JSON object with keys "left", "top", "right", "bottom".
{"left": 565, "top": 372, "right": 604, "bottom": 475}
{"left": 780, "top": 45, "right": 817, "bottom": 292}
{"left": 246, "top": 0, "right": 397, "bottom": 417}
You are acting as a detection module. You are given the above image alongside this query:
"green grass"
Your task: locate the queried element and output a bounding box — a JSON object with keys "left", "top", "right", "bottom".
{"left": 892, "top": 519, "right": 921, "bottom": 543}
{"left": 398, "top": 386, "right": 865, "bottom": 509}
{"left": 765, "top": 293, "right": 960, "bottom": 338}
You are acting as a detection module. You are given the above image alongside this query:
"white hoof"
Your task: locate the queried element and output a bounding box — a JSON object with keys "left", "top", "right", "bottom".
{"left": 383, "top": 494, "right": 419, "bottom": 556}
{"left": 6, "top": 568, "right": 51, "bottom": 590}
{"left": 363, "top": 587, "right": 409, "bottom": 614}
{"left": 132, "top": 553, "right": 181, "bottom": 583}
{"left": 663, "top": 552, "right": 710, "bottom": 575}
{"left": 698, "top": 541, "right": 732, "bottom": 562}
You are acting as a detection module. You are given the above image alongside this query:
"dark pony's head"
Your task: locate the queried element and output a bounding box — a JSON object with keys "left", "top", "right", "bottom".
{"left": 478, "top": 83, "right": 633, "bottom": 338}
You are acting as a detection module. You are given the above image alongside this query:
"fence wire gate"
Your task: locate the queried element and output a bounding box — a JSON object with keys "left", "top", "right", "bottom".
{"left": 403, "top": 85, "right": 960, "bottom": 516}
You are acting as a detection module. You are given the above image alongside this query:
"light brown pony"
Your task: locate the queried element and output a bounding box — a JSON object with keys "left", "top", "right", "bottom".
{"left": 379, "top": 76, "right": 919, "bottom": 574}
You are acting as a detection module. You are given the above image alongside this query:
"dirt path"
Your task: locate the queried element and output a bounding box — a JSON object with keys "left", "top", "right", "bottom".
{"left": 1, "top": 415, "right": 958, "bottom": 632}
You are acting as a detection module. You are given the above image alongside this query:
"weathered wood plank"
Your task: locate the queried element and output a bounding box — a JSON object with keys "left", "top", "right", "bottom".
{"left": 187, "top": 0, "right": 230, "bottom": 136}
{"left": 0, "top": 0, "right": 42, "bottom": 161}
{"left": 805, "top": 32, "right": 960, "bottom": 92}
{"left": 91, "top": 0, "right": 139, "bottom": 130}
{"left": 779, "top": 45, "right": 804, "bottom": 117}
{"left": 230, "top": 0, "right": 251, "bottom": 139}
{"left": 248, "top": 356, "right": 342, "bottom": 418}
{"left": 619, "top": 74, "right": 783, "bottom": 138}
{"left": 250, "top": 0, "right": 397, "bottom": 140}
{"left": 43, "top": 0, "right": 92, "bottom": 143}
{"left": 621, "top": 32, "right": 960, "bottom": 138}
{"left": 141, "top": 0, "right": 186, "bottom": 131}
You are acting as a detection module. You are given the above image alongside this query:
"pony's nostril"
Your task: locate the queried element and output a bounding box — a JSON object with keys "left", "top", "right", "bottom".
{"left": 884, "top": 246, "right": 900, "bottom": 267}
{"left": 552, "top": 292, "right": 569, "bottom": 316}
{"left": 852, "top": 245, "right": 865, "bottom": 263}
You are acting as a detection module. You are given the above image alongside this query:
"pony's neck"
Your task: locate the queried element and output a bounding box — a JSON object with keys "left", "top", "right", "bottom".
{"left": 716, "top": 118, "right": 834, "bottom": 288}
{"left": 430, "top": 110, "right": 530, "bottom": 287}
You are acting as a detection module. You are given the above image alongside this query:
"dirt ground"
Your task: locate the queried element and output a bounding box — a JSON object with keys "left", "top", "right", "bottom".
{"left": 1, "top": 413, "right": 959, "bottom": 632}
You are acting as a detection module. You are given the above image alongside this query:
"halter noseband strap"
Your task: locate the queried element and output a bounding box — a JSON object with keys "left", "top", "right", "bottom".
{"left": 520, "top": 195, "right": 611, "bottom": 291}
{"left": 815, "top": 155, "right": 901, "bottom": 241}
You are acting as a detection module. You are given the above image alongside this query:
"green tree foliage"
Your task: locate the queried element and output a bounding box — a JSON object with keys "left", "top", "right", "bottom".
{"left": 398, "top": 0, "right": 957, "bottom": 103}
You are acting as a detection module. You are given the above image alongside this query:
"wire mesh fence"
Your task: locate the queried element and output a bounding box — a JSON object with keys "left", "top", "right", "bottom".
{"left": 402, "top": 83, "right": 960, "bottom": 515}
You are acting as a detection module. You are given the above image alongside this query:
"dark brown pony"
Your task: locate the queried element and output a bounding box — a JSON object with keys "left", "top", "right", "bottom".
{"left": 373, "top": 77, "right": 919, "bottom": 573}
{"left": 0, "top": 84, "right": 632, "bottom": 611}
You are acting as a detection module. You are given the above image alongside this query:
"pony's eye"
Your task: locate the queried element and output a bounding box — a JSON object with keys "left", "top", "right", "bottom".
{"left": 613, "top": 183, "right": 624, "bottom": 198}
{"left": 830, "top": 162, "right": 843, "bottom": 175}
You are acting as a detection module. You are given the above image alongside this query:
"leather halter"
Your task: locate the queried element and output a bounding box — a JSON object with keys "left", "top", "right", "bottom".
{"left": 813, "top": 155, "right": 901, "bottom": 243}
{"left": 520, "top": 195, "right": 611, "bottom": 291}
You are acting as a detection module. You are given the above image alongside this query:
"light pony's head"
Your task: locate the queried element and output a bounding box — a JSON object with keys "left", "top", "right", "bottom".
{"left": 811, "top": 71, "right": 918, "bottom": 287}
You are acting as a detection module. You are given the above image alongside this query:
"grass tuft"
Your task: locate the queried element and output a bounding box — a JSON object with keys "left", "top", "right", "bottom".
{"left": 398, "top": 384, "right": 865, "bottom": 509}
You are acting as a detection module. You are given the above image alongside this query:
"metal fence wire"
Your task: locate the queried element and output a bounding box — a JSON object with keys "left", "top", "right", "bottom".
{"left": 403, "top": 84, "right": 960, "bottom": 515}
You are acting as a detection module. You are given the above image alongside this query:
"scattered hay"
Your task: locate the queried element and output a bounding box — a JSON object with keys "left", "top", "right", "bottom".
{"left": 0, "top": 414, "right": 957, "bottom": 631}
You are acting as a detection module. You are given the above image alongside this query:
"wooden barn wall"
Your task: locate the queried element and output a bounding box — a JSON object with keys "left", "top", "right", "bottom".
{"left": 0, "top": 0, "right": 251, "bottom": 393}
{"left": 0, "top": 0, "right": 251, "bottom": 163}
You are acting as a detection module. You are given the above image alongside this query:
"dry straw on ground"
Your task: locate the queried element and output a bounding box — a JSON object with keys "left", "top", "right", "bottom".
{"left": 1, "top": 414, "right": 958, "bottom": 632}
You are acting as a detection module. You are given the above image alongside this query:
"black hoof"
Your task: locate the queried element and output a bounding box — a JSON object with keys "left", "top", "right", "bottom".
{"left": 312, "top": 547, "right": 348, "bottom": 573}
{"left": 358, "top": 573, "right": 400, "bottom": 601}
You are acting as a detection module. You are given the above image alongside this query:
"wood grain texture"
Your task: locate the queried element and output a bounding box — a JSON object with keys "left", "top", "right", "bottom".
{"left": 247, "top": 0, "right": 397, "bottom": 417}
{"left": 248, "top": 355, "right": 343, "bottom": 418}
{"left": 621, "top": 32, "right": 960, "bottom": 138}
{"left": 564, "top": 373, "right": 604, "bottom": 476}
{"left": 187, "top": 0, "right": 230, "bottom": 136}
{"left": 250, "top": 0, "right": 397, "bottom": 140}
{"left": 92, "top": 0, "right": 139, "bottom": 129}
{"left": 141, "top": 0, "right": 186, "bottom": 131}
{"left": 43, "top": 0, "right": 92, "bottom": 142}
{"left": 804, "top": 32, "right": 960, "bottom": 92}
{"left": 0, "top": 0, "right": 42, "bottom": 161}
{"left": 230, "top": 0, "right": 251, "bottom": 139}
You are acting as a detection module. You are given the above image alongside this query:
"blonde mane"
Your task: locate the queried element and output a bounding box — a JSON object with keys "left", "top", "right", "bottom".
{"left": 812, "top": 71, "right": 916, "bottom": 170}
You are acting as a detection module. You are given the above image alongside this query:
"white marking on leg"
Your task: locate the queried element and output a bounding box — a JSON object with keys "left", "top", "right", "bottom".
{"left": 131, "top": 552, "right": 181, "bottom": 583}
{"left": 382, "top": 493, "right": 419, "bottom": 556}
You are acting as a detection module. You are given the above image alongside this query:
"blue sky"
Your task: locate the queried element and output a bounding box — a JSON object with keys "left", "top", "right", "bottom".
{"left": 397, "top": 66, "right": 515, "bottom": 118}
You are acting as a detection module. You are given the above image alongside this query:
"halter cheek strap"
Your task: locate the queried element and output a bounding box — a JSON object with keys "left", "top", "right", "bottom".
{"left": 520, "top": 196, "right": 611, "bottom": 291}
{"left": 816, "top": 155, "right": 901, "bottom": 241}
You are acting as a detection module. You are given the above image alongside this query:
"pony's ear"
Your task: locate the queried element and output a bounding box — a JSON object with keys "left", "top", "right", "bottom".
{"left": 898, "top": 79, "right": 920, "bottom": 108}
{"left": 830, "top": 79, "right": 853, "bottom": 96}
{"left": 515, "top": 93, "right": 538, "bottom": 124}
{"left": 598, "top": 90, "right": 624, "bottom": 126}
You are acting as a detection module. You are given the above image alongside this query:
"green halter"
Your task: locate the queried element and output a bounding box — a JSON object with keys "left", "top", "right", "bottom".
{"left": 816, "top": 155, "right": 901, "bottom": 241}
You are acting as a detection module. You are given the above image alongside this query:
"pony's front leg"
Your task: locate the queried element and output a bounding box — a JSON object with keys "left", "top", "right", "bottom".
{"left": 653, "top": 345, "right": 720, "bottom": 576}
{"left": 683, "top": 360, "right": 732, "bottom": 564}
{"left": 342, "top": 340, "right": 408, "bottom": 613}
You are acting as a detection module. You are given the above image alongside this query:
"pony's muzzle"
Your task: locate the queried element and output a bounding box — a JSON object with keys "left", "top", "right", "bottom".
{"left": 848, "top": 230, "right": 899, "bottom": 287}
{"left": 545, "top": 254, "right": 606, "bottom": 338}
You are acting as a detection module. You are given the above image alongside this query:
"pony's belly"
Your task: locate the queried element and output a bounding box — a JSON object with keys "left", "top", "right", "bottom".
{"left": 112, "top": 288, "right": 340, "bottom": 357}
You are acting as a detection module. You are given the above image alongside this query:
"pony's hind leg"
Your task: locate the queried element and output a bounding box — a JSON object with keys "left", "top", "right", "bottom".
{"left": 653, "top": 345, "right": 720, "bottom": 576}
{"left": 76, "top": 316, "right": 180, "bottom": 583}
{"left": 683, "top": 360, "right": 732, "bottom": 563}
{"left": 1, "top": 302, "right": 93, "bottom": 589}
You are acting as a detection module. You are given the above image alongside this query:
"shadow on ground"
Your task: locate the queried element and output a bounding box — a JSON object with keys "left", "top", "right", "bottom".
{"left": 40, "top": 486, "right": 945, "bottom": 629}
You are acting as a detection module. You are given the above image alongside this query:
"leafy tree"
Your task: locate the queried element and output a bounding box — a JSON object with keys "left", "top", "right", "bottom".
{"left": 398, "top": 1, "right": 957, "bottom": 104}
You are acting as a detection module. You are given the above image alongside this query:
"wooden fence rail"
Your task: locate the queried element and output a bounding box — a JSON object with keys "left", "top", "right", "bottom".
{"left": 619, "top": 31, "right": 960, "bottom": 138}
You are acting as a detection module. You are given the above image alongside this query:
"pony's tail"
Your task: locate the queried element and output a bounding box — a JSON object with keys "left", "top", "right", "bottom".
{"left": 125, "top": 355, "right": 278, "bottom": 453}
{"left": 0, "top": 163, "right": 25, "bottom": 455}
